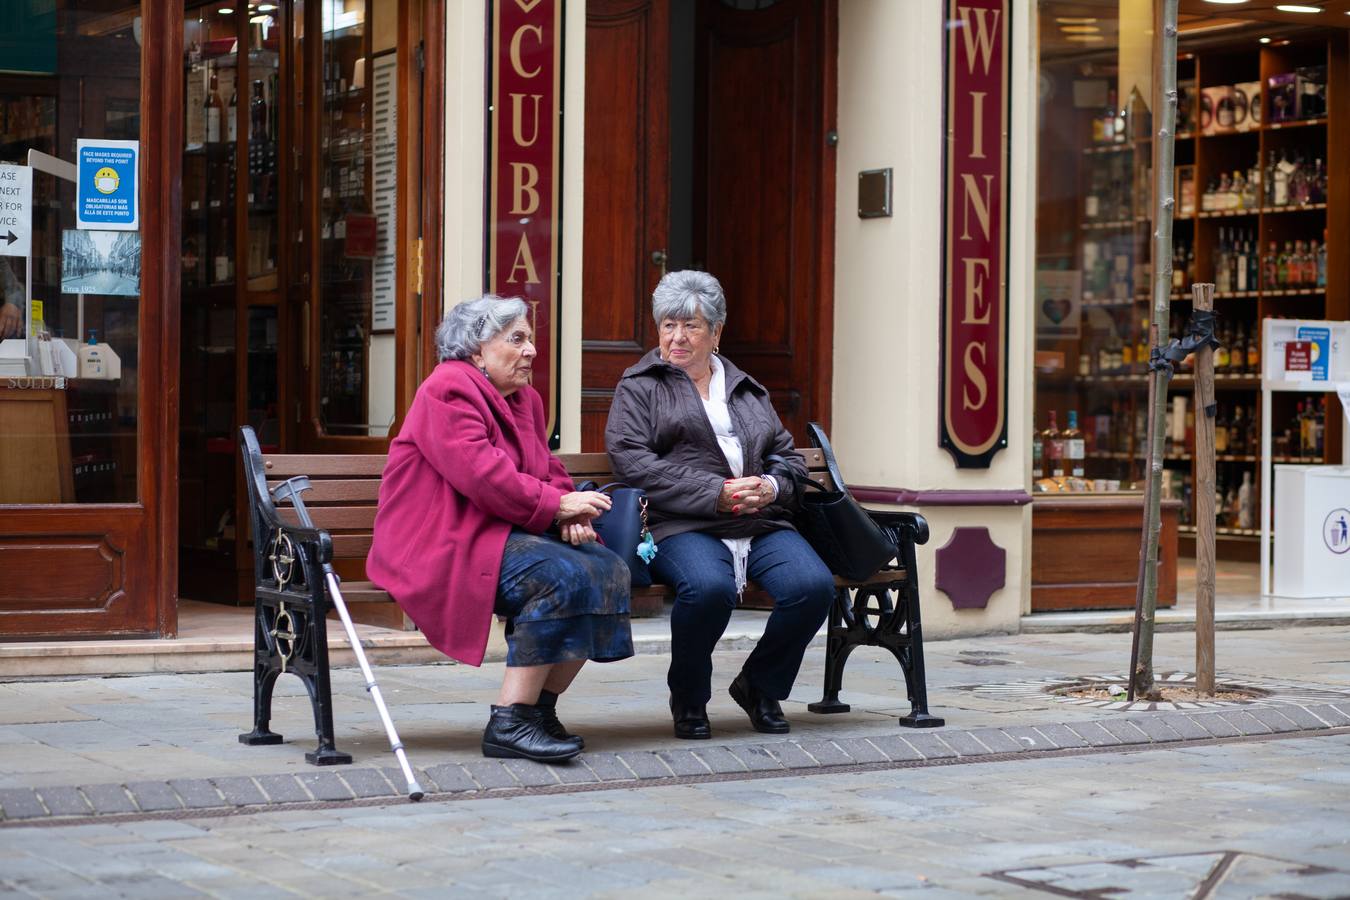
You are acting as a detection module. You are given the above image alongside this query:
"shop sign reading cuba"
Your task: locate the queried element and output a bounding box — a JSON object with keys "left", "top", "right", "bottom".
{"left": 486, "top": 0, "right": 562, "bottom": 440}
{"left": 940, "top": 0, "right": 1010, "bottom": 468}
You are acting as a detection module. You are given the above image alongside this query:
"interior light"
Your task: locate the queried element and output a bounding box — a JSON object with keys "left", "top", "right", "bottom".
{"left": 1203, "top": 0, "right": 1249, "bottom": 4}
{"left": 218, "top": 5, "right": 233, "bottom": 12}
{"left": 1274, "top": 4, "right": 1321, "bottom": 11}
{"left": 1065, "top": 35, "right": 1106, "bottom": 42}
{"left": 1056, "top": 16, "right": 1098, "bottom": 23}
{"left": 1060, "top": 25, "right": 1102, "bottom": 33}
{"left": 1260, "top": 36, "right": 1272, "bottom": 42}
{"left": 258, "top": 3, "right": 276, "bottom": 9}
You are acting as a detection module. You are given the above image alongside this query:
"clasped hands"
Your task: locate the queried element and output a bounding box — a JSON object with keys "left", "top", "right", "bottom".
{"left": 717, "top": 475, "right": 776, "bottom": 516}
{"left": 555, "top": 490, "right": 612, "bottom": 546}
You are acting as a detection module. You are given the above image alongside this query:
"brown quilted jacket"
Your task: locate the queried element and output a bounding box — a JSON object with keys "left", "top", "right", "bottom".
{"left": 604, "top": 349, "right": 807, "bottom": 543}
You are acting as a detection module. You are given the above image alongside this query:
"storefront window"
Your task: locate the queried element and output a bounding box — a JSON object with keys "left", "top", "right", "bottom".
{"left": 0, "top": 2, "right": 142, "bottom": 504}
{"left": 1034, "top": 2, "right": 1345, "bottom": 544}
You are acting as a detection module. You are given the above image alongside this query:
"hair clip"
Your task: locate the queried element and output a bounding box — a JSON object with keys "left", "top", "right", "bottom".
{"left": 474, "top": 314, "right": 488, "bottom": 337}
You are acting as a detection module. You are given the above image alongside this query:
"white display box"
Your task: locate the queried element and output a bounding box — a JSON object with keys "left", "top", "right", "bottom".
{"left": 1273, "top": 465, "right": 1350, "bottom": 599}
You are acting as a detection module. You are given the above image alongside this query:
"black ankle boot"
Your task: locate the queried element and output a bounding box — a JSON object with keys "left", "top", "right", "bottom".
{"left": 729, "top": 672, "right": 790, "bottom": 734}
{"left": 482, "top": 704, "right": 583, "bottom": 763}
{"left": 670, "top": 695, "right": 711, "bottom": 740}
{"left": 535, "top": 689, "right": 584, "bottom": 749}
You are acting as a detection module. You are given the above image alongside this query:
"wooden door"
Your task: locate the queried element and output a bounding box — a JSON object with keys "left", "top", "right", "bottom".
{"left": 693, "top": 0, "right": 836, "bottom": 442}
{"left": 580, "top": 0, "right": 670, "bottom": 451}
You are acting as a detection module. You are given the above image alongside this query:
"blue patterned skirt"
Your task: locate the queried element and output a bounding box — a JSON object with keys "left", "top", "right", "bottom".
{"left": 493, "top": 530, "right": 634, "bottom": 667}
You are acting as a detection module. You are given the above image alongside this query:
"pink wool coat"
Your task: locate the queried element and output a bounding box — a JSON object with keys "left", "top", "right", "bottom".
{"left": 367, "top": 360, "right": 574, "bottom": 665}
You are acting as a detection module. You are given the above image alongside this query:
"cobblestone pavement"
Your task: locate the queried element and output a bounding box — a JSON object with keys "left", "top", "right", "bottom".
{"left": 1, "top": 626, "right": 1349, "bottom": 823}
{"left": 1, "top": 732, "right": 1347, "bottom": 898}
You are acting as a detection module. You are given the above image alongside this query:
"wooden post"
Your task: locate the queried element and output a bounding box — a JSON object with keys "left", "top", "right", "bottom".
{"left": 1193, "top": 282, "right": 1217, "bottom": 695}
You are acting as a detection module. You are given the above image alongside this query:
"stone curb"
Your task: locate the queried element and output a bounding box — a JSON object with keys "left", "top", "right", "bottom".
{"left": 3, "top": 701, "right": 1347, "bottom": 824}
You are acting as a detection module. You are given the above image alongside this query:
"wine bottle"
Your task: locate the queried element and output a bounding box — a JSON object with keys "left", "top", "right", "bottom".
{"left": 206, "top": 70, "right": 222, "bottom": 144}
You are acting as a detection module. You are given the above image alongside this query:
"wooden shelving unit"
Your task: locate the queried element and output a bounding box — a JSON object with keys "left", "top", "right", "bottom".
{"left": 1035, "top": 32, "right": 1348, "bottom": 561}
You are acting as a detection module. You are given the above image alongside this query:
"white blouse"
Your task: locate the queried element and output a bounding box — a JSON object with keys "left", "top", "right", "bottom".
{"left": 701, "top": 357, "right": 754, "bottom": 594}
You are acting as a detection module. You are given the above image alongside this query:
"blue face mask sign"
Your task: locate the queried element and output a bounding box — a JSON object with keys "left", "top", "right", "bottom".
{"left": 76, "top": 139, "right": 139, "bottom": 231}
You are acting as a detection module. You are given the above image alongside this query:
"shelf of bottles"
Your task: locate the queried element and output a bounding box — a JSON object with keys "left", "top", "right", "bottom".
{"left": 1034, "top": 36, "right": 1342, "bottom": 550}
{"left": 316, "top": 0, "right": 375, "bottom": 436}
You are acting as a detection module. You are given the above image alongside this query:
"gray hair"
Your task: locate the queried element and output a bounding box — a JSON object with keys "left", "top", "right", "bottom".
{"left": 435, "top": 295, "right": 529, "bottom": 362}
{"left": 652, "top": 270, "right": 727, "bottom": 329}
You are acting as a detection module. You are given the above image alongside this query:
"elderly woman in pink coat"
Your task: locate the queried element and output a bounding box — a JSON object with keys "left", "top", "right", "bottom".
{"left": 368, "top": 295, "right": 633, "bottom": 764}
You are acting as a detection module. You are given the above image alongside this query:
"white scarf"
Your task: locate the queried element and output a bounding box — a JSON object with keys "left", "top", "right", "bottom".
{"left": 700, "top": 356, "right": 752, "bottom": 595}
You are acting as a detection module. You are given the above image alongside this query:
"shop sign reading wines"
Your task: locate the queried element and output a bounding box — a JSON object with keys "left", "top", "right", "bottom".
{"left": 940, "top": 0, "right": 1010, "bottom": 468}
{"left": 486, "top": 0, "right": 563, "bottom": 439}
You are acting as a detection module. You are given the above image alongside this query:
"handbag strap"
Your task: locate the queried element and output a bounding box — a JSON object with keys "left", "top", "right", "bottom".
{"left": 576, "top": 480, "right": 633, "bottom": 494}
{"left": 765, "top": 453, "right": 826, "bottom": 492}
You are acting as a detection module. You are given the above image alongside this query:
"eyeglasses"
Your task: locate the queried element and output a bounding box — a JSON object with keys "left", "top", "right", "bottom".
{"left": 660, "top": 320, "right": 708, "bottom": 337}
{"left": 498, "top": 329, "right": 534, "bottom": 348}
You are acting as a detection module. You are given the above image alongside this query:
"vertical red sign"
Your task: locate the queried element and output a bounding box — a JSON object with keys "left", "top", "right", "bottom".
{"left": 940, "top": 0, "right": 1009, "bottom": 468}
{"left": 487, "top": 0, "right": 562, "bottom": 437}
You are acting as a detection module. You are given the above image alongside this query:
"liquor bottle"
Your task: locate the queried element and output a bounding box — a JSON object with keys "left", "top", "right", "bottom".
{"left": 1135, "top": 319, "right": 1149, "bottom": 374}
{"left": 1278, "top": 242, "right": 1292, "bottom": 288}
{"left": 205, "top": 70, "right": 222, "bottom": 144}
{"left": 1235, "top": 234, "right": 1248, "bottom": 292}
{"left": 1065, "top": 411, "right": 1086, "bottom": 479}
{"left": 226, "top": 85, "right": 237, "bottom": 143}
{"left": 1292, "top": 401, "right": 1306, "bottom": 459}
{"left": 1172, "top": 242, "right": 1186, "bottom": 291}
{"left": 1215, "top": 228, "right": 1230, "bottom": 293}
{"left": 1246, "top": 325, "right": 1260, "bottom": 374}
{"left": 1317, "top": 231, "right": 1327, "bottom": 288}
{"left": 1121, "top": 328, "right": 1135, "bottom": 374}
{"left": 1231, "top": 322, "right": 1246, "bottom": 372}
{"left": 1214, "top": 404, "right": 1229, "bottom": 454}
{"left": 1044, "top": 411, "right": 1065, "bottom": 479}
{"left": 250, "top": 79, "right": 268, "bottom": 141}
{"left": 1238, "top": 471, "right": 1255, "bottom": 530}
{"left": 1315, "top": 397, "right": 1326, "bottom": 459}
{"left": 1264, "top": 242, "right": 1279, "bottom": 290}
{"left": 1032, "top": 415, "right": 1045, "bottom": 480}
{"left": 1247, "top": 233, "right": 1259, "bottom": 291}
{"left": 1230, "top": 405, "right": 1246, "bottom": 454}
{"left": 1214, "top": 323, "right": 1230, "bottom": 370}
{"left": 1273, "top": 152, "right": 1290, "bottom": 206}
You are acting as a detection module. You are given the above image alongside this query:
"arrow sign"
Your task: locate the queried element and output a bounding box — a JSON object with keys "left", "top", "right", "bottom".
{"left": 0, "top": 164, "right": 33, "bottom": 258}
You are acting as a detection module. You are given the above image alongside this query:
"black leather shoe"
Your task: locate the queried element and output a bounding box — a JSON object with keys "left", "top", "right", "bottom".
{"left": 729, "top": 672, "right": 790, "bottom": 734}
{"left": 670, "top": 695, "right": 711, "bottom": 740}
{"left": 482, "top": 704, "right": 583, "bottom": 763}
{"left": 535, "top": 689, "right": 584, "bottom": 750}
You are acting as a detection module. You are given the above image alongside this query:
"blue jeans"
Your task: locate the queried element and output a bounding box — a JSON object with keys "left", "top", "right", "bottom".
{"left": 649, "top": 528, "right": 835, "bottom": 704}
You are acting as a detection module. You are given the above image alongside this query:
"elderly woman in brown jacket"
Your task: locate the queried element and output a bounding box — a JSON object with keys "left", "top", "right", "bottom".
{"left": 605, "top": 270, "right": 835, "bottom": 740}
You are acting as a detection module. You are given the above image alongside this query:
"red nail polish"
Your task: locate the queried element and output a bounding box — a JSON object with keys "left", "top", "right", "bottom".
{"left": 732, "top": 505, "right": 741, "bottom": 512}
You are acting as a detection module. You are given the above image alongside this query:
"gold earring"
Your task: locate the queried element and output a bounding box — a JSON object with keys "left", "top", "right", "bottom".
{"left": 713, "top": 346, "right": 720, "bottom": 354}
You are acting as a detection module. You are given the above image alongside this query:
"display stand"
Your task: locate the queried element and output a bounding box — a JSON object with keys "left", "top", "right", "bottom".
{"left": 1259, "top": 317, "right": 1350, "bottom": 595}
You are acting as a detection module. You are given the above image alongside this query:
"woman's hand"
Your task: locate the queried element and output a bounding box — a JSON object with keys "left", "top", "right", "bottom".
{"left": 558, "top": 518, "right": 599, "bottom": 545}
{"left": 557, "top": 490, "right": 612, "bottom": 521}
{"left": 717, "top": 476, "right": 774, "bottom": 515}
{"left": 0, "top": 302, "right": 21, "bottom": 339}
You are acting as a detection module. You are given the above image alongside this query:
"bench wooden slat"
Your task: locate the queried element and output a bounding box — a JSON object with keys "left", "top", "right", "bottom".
{"left": 263, "top": 454, "right": 388, "bottom": 477}
{"left": 266, "top": 478, "right": 381, "bottom": 503}
{"left": 278, "top": 506, "right": 378, "bottom": 531}
{"left": 330, "top": 534, "right": 374, "bottom": 557}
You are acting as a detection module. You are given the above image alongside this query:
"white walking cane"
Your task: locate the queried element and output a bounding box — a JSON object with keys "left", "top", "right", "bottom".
{"left": 273, "top": 478, "right": 425, "bottom": 802}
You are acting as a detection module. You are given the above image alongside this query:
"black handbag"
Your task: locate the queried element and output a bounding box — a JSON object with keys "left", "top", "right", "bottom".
{"left": 576, "top": 481, "right": 654, "bottom": 587}
{"left": 767, "top": 455, "right": 897, "bottom": 582}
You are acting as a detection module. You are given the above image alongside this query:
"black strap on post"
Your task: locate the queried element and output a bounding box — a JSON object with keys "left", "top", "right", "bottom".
{"left": 1149, "top": 309, "right": 1221, "bottom": 376}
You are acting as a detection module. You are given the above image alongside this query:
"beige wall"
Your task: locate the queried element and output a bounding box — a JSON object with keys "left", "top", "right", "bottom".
{"left": 833, "top": 0, "right": 1036, "bottom": 636}
{"left": 441, "top": 2, "right": 586, "bottom": 452}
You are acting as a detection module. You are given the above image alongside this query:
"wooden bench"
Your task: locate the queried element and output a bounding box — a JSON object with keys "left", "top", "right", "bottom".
{"left": 237, "top": 423, "right": 944, "bottom": 764}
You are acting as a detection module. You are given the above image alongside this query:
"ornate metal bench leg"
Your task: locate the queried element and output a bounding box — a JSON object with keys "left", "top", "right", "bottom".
{"left": 238, "top": 661, "right": 283, "bottom": 745}
{"left": 895, "top": 542, "right": 944, "bottom": 729}
{"left": 809, "top": 588, "right": 854, "bottom": 714}
{"left": 304, "top": 598, "right": 353, "bottom": 766}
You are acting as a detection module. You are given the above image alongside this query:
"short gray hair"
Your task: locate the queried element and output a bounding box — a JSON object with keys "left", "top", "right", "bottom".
{"left": 435, "top": 295, "right": 529, "bottom": 362}
{"left": 652, "top": 270, "right": 727, "bottom": 329}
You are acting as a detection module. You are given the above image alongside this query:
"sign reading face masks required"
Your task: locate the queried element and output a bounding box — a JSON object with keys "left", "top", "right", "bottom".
{"left": 939, "top": 0, "right": 1010, "bottom": 468}
{"left": 485, "top": 0, "right": 562, "bottom": 443}
{"left": 76, "top": 139, "right": 139, "bottom": 231}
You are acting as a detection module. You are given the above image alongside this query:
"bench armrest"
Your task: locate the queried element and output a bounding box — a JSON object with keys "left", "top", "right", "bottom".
{"left": 867, "top": 510, "right": 930, "bottom": 547}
